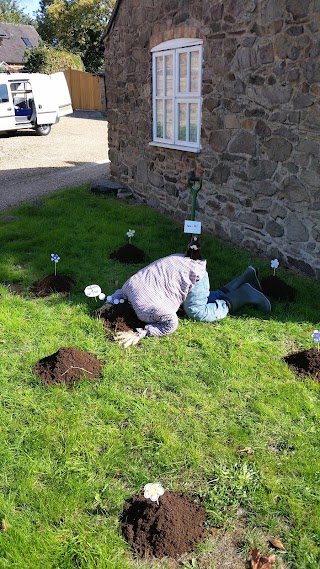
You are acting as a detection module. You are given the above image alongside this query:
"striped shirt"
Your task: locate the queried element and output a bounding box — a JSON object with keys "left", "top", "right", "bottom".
{"left": 111, "top": 254, "right": 207, "bottom": 337}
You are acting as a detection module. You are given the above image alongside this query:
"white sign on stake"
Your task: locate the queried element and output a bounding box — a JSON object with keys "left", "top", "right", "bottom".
{"left": 84, "top": 284, "right": 102, "bottom": 298}
{"left": 184, "top": 220, "right": 202, "bottom": 234}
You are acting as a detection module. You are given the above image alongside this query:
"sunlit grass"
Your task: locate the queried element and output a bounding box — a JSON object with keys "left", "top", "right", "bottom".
{"left": 0, "top": 187, "right": 319, "bottom": 568}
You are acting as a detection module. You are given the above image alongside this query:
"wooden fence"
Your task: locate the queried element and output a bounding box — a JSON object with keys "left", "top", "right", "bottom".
{"left": 63, "top": 68, "right": 105, "bottom": 112}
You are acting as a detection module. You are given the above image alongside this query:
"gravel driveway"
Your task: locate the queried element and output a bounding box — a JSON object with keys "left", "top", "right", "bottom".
{"left": 0, "top": 110, "right": 109, "bottom": 211}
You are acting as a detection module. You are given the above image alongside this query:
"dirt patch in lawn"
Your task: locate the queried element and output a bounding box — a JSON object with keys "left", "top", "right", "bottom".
{"left": 121, "top": 492, "right": 206, "bottom": 559}
{"left": 110, "top": 243, "right": 145, "bottom": 264}
{"left": 30, "top": 274, "right": 75, "bottom": 297}
{"left": 98, "top": 301, "right": 145, "bottom": 333}
{"left": 206, "top": 527, "right": 248, "bottom": 569}
{"left": 33, "top": 347, "right": 103, "bottom": 385}
{"left": 5, "top": 282, "right": 25, "bottom": 295}
{"left": 283, "top": 347, "right": 320, "bottom": 381}
{"left": 260, "top": 275, "right": 297, "bottom": 302}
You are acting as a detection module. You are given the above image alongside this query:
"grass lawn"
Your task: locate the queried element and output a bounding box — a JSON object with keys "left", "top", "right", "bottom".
{"left": 0, "top": 186, "right": 319, "bottom": 569}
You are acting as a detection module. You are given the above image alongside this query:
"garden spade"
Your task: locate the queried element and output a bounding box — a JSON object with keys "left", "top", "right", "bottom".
{"left": 184, "top": 173, "right": 203, "bottom": 238}
{"left": 188, "top": 173, "right": 203, "bottom": 221}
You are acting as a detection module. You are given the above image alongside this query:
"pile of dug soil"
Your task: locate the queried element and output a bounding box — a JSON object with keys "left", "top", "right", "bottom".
{"left": 30, "top": 274, "right": 75, "bottom": 297}
{"left": 121, "top": 492, "right": 206, "bottom": 558}
{"left": 260, "top": 275, "right": 297, "bottom": 302}
{"left": 110, "top": 243, "right": 145, "bottom": 264}
{"left": 99, "top": 301, "right": 145, "bottom": 333}
{"left": 283, "top": 347, "right": 320, "bottom": 381}
{"left": 33, "top": 347, "right": 103, "bottom": 385}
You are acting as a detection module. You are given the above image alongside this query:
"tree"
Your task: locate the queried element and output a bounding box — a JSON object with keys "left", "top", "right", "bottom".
{"left": 24, "top": 43, "right": 84, "bottom": 73}
{"left": 0, "top": 0, "right": 32, "bottom": 24}
{"left": 35, "top": 0, "right": 115, "bottom": 72}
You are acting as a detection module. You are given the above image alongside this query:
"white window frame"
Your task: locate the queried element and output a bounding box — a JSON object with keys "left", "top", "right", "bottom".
{"left": 150, "top": 38, "right": 203, "bottom": 153}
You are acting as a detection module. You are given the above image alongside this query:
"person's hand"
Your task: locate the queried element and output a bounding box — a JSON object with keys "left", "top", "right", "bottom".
{"left": 115, "top": 330, "right": 140, "bottom": 348}
{"left": 93, "top": 302, "right": 113, "bottom": 318}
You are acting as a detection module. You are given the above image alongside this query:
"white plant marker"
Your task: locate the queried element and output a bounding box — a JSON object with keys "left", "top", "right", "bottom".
{"left": 84, "top": 284, "right": 104, "bottom": 302}
{"left": 126, "top": 229, "right": 135, "bottom": 244}
{"left": 143, "top": 482, "right": 165, "bottom": 505}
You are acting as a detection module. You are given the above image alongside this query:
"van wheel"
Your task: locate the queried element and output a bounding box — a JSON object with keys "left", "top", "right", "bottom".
{"left": 35, "top": 124, "right": 51, "bottom": 136}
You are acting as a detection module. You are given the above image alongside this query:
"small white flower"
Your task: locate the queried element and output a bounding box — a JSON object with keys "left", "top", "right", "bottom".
{"left": 271, "top": 258, "right": 279, "bottom": 269}
{"left": 144, "top": 482, "right": 165, "bottom": 504}
{"left": 98, "top": 292, "right": 106, "bottom": 301}
{"left": 126, "top": 229, "right": 135, "bottom": 238}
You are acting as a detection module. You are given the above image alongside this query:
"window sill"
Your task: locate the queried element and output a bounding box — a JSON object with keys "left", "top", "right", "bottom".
{"left": 149, "top": 141, "right": 201, "bottom": 153}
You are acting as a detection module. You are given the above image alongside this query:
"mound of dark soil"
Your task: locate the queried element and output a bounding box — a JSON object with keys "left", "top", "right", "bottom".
{"left": 33, "top": 347, "right": 103, "bottom": 385}
{"left": 121, "top": 492, "right": 206, "bottom": 559}
{"left": 30, "top": 274, "right": 75, "bottom": 297}
{"left": 99, "top": 301, "right": 145, "bottom": 333}
{"left": 283, "top": 347, "right": 320, "bottom": 381}
{"left": 260, "top": 275, "right": 297, "bottom": 302}
{"left": 110, "top": 243, "right": 145, "bottom": 264}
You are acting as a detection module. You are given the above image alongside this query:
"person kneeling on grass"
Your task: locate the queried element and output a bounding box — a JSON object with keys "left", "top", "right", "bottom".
{"left": 96, "top": 236, "right": 271, "bottom": 347}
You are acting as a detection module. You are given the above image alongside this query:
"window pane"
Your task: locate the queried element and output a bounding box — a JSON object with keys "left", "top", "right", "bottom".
{"left": 178, "top": 103, "right": 187, "bottom": 141}
{"left": 152, "top": 44, "right": 202, "bottom": 147}
{"left": 189, "top": 103, "right": 198, "bottom": 142}
{"left": 190, "top": 51, "right": 199, "bottom": 92}
{"left": 165, "top": 100, "right": 173, "bottom": 140}
{"left": 179, "top": 52, "right": 187, "bottom": 93}
{"left": 156, "top": 56, "right": 163, "bottom": 97}
{"left": 0, "top": 84, "right": 9, "bottom": 103}
{"left": 21, "top": 37, "right": 33, "bottom": 47}
{"left": 165, "top": 54, "right": 173, "bottom": 97}
{"left": 156, "top": 99, "right": 163, "bottom": 138}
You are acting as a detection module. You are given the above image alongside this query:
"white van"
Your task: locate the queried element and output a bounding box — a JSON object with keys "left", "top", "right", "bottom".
{"left": 0, "top": 71, "right": 73, "bottom": 136}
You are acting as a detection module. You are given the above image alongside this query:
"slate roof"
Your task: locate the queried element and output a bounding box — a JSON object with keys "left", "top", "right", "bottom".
{"left": 0, "top": 23, "right": 41, "bottom": 64}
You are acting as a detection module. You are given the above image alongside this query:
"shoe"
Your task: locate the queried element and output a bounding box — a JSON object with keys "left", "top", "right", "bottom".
{"left": 222, "top": 283, "right": 271, "bottom": 313}
{"left": 222, "top": 265, "right": 262, "bottom": 293}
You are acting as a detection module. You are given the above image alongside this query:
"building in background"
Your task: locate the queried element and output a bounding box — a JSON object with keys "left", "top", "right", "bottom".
{"left": 0, "top": 23, "right": 41, "bottom": 71}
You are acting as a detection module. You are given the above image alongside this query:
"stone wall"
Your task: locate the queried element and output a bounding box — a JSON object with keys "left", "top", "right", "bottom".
{"left": 104, "top": 0, "right": 320, "bottom": 278}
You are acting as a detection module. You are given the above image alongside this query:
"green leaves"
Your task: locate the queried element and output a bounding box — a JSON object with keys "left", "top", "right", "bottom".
{"left": 24, "top": 43, "right": 84, "bottom": 73}
{"left": 35, "top": 0, "right": 116, "bottom": 72}
{"left": 0, "top": 0, "right": 32, "bottom": 24}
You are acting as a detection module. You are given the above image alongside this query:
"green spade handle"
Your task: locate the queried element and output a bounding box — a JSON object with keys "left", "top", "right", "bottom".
{"left": 187, "top": 175, "right": 203, "bottom": 221}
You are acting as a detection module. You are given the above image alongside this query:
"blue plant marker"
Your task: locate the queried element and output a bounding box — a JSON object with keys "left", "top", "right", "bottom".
{"left": 312, "top": 330, "right": 320, "bottom": 351}
{"left": 270, "top": 258, "right": 279, "bottom": 277}
{"left": 51, "top": 253, "right": 60, "bottom": 276}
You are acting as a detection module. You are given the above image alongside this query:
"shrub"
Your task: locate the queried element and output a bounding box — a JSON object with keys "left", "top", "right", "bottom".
{"left": 24, "top": 44, "right": 84, "bottom": 73}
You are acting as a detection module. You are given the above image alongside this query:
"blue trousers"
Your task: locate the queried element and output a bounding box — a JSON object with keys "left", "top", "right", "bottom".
{"left": 183, "top": 271, "right": 229, "bottom": 322}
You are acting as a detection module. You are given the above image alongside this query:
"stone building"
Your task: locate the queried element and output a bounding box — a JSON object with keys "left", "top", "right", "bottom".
{"left": 103, "top": 0, "right": 320, "bottom": 279}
